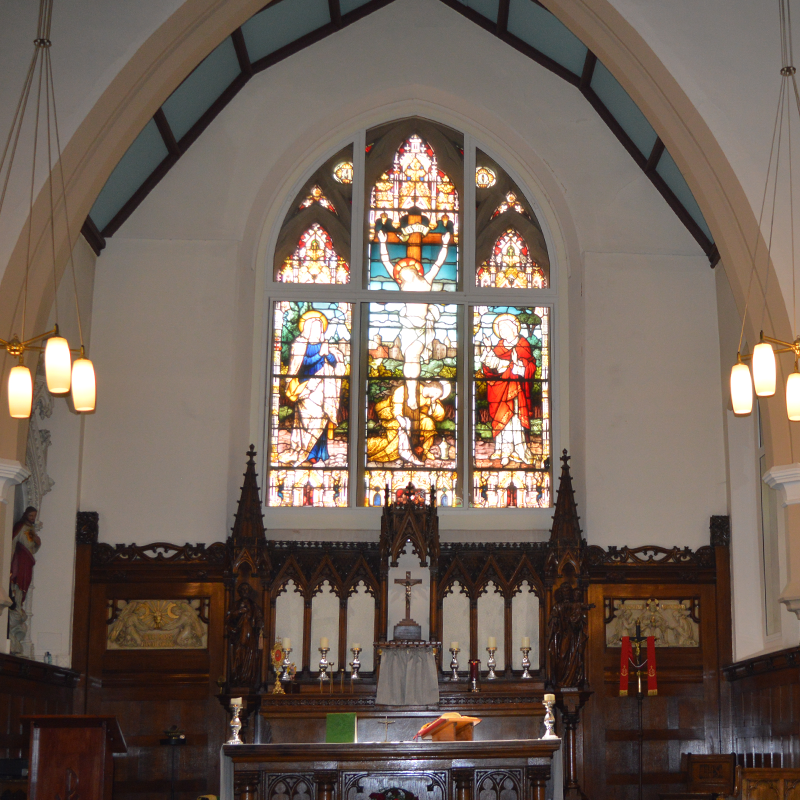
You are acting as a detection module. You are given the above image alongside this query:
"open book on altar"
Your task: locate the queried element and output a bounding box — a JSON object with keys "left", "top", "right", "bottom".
{"left": 414, "top": 712, "right": 481, "bottom": 742}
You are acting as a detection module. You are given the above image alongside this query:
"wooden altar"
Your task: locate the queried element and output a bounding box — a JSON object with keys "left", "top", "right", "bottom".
{"left": 224, "top": 739, "right": 560, "bottom": 800}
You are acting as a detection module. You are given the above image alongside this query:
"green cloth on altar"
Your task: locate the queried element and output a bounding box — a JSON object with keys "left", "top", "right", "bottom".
{"left": 325, "top": 712, "right": 357, "bottom": 742}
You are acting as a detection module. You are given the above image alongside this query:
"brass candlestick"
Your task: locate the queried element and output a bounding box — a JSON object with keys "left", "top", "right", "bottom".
{"left": 350, "top": 646, "right": 362, "bottom": 680}
{"left": 449, "top": 647, "right": 460, "bottom": 681}
{"left": 542, "top": 693, "right": 557, "bottom": 739}
{"left": 520, "top": 646, "right": 532, "bottom": 679}
{"left": 225, "top": 699, "right": 244, "bottom": 745}
{"left": 486, "top": 646, "right": 498, "bottom": 679}
{"left": 318, "top": 647, "right": 333, "bottom": 685}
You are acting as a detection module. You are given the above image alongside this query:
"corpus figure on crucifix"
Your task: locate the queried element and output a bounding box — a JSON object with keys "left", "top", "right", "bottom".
{"left": 395, "top": 570, "right": 422, "bottom": 622}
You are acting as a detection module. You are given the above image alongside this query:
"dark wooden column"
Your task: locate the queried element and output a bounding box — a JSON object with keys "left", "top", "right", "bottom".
{"left": 712, "top": 515, "right": 733, "bottom": 753}
{"left": 314, "top": 770, "right": 337, "bottom": 800}
{"left": 527, "top": 769, "right": 549, "bottom": 800}
{"left": 235, "top": 771, "right": 261, "bottom": 800}
{"left": 452, "top": 767, "right": 473, "bottom": 800}
{"left": 469, "top": 597, "right": 478, "bottom": 660}
{"left": 72, "top": 511, "right": 98, "bottom": 713}
{"left": 302, "top": 597, "right": 313, "bottom": 678}
{"left": 338, "top": 595, "right": 348, "bottom": 675}
{"left": 504, "top": 595, "right": 513, "bottom": 676}
{"left": 558, "top": 689, "right": 592, "bottom": 800}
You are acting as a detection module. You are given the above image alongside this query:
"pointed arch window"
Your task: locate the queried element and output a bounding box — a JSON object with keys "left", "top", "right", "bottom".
{"left": 265, "top": 121, "right": 555, "bottom": 510}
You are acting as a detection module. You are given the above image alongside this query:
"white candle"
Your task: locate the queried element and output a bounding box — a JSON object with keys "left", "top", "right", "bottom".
{"left": 231, "top": 697, "right": 243, "bottom": 707}
{"left": 283, "top": 637, "right": 291, "bottom": 650}
{"left": 320, "top": 636, "right": 329, "bottom": 649}
{"left": 352, "top": 643, "right": 360, "bottom": 650}
{"left": 544, "top": 693, "right": 555, "bottom": 704}
{"left": 451, "top": 641, "right": 459, "bottom": 650}
{"left": 487, "top": 636, "right": 497, "bottom": 649}
{"left": 521, "top": 636, "right": 530, "bottom": 648}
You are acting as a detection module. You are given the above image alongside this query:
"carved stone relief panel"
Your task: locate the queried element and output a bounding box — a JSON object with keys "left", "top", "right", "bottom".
{"left": 266, "top": 774, "right": 314, "bottom": 800}
{"left": 605, "top": 597, "right": 700, "bottom": 648}
{"left": 511, "top": 582, "right": 539, "bottom": 669}
{"left": 106, "top": 599, "right": 209, "bottom": 649}
{"left": 342, "top": 771, "right": 447, "bottom": 800}
{"left": 476, "top": 770, "right": 522, "bottom": 800}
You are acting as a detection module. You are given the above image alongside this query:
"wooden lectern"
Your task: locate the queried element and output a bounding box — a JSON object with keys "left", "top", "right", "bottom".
{"left": 23, "top": 715, "right": 126, "bottom": 800}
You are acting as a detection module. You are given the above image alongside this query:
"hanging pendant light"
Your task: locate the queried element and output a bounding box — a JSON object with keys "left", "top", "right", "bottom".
{"left": 788, "top": 371, "right": 800, "bottom": 421}
{"left": 44, "top": 333, "right": 71, "bottom": 394}
{"left": 752, "top": 341, "right": 777, "bottom": 396}
{"left": 0, "top": 0, "right": 97, "bottom": 418}
{"left": 71, "top": 352, "right": 96, "bottom": 412}
{"left": 731, "top": 361, "right": 754, "bottom": 415}
{"left": 8, "top": 364, "right": 33, "bottom": 419}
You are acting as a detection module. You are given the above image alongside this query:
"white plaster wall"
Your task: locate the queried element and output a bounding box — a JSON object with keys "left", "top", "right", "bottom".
{"left": 583, "top": 251, "right": 727, "bottom": 547}
{"left": 80, "top": 238, "right": 237, "bottom": 543}
{"left": 27, "top": 236, "right": 96, "bottom": 665}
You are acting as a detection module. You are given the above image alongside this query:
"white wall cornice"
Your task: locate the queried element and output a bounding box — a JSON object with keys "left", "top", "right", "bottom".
{"left": 0, "top": 458, "right": 29, "bottom": 503}
{"left": 764, "top": 463, "right": 800, "bottom": 507}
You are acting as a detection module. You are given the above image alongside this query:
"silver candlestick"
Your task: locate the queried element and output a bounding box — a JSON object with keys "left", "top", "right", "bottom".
{"left": 280, "top": 647, "right": 293, "bottom": 682}
{"left": 486, "top": 646, "right": 497, "bottom": 680}
{"left": 449, "top": 647, "right": 461, "bottom": 681}
{"left": 349, "top": 646, "right": 362, "bottom": 680}
{"left": 318, "top": 647, "right": 333, "bottom": 683}
{"left": 225, "top": 699, "right": 244, "bottom": 745}
{"left": 542, "top": 693, "right": 557, "bottom": 739}
{"left": 520, "top": 646, "right": 532, "bottom": 679}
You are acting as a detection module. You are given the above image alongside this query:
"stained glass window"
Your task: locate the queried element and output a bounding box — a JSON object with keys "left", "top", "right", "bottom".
{"left": 365, "top": 302, "right": 458, "bottom": 505}
{"left": 476, "top": 229, "right": 546, "bottom": 289}
{"left": 299, "top": 185, "right": 337, "bottom": 214}
{"left": 368, "top": 134, "right": 459, "bottom": 290}
{"left": 333, "top": 161, "right": 354, "bottom": 184}
{"left": 472, "top": 306, "right": 550, "bottom": 508}
{"left": 491, "top": 191, "right": 530, "bottom": 220}
{"left": 277, "top": 223, "right": 349, "bottom": 284}
{"left": 475, "top": 166, "right": 497, "bottom": 188}
{"left": 268, "top": 302, "right": 351, "bottom": 507}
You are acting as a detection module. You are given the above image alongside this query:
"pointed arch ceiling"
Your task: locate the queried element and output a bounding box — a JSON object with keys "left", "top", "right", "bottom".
{"left": 82, "top": 0, "right": 717, "bottom": 265}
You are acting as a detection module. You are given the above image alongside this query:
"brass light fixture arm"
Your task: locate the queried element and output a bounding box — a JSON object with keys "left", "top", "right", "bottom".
{"left": 0, "top": 325, "right": 59, "bottom": 358}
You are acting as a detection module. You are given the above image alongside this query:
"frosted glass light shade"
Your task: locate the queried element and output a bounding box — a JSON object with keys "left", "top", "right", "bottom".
{"left": 71, "top": 357, "right": 96, "bottom": 412}
{"left": 731, "top": 362, "right": 753, "bottom": 415}
{"left": 788, "top": 372, "right": 800, "bottom": 421}
{"left": 752, "top": 342, "right": 777, "bottom": 396}
{"left": 8, "top": 364, "right": 33, "bottom": 418}
{"left": 45, "top": 335, "right": 71, "bottom": 394}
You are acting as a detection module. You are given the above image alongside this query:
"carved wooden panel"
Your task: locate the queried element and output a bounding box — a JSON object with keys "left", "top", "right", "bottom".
{"left": 475, "top": 769, "right": 523, "bottom": 800}
{"left": 265, "top": 774, "right": 314, "bottom": 800}
{"left": 106, "top": 598, "right": 209, "bottom": 649}
{"left": 341, "top": 771, "right": 448, "bottom": 800}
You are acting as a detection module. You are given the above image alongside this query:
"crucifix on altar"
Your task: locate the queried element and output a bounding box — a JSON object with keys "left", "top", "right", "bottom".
{"left": 393, "top": 571, "right": 423, "bottom": 640}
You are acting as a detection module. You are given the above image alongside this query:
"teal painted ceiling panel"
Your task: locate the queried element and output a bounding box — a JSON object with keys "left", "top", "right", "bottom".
{"left": 455, "top": 0, "right": 500, "bottom": 22}
{"left": 591, "top": 60, "right": 658, "bottom": 158}
{"left": 340, "top": 0, "right": 373, "bottom": 14}
{"left": 242, "top": 0, "right": 331, "bottom": 63}
{"left": 656, "top": 149, "right": 713, "bottom": 242}
{"left": 162, "top": 37, "right": 241, "bottom": 142}
{"left": 90, "top": 119, "right": 169, "bottom": 232}
{"left": 507, "top": 0, "right": 587, "bottom": 77}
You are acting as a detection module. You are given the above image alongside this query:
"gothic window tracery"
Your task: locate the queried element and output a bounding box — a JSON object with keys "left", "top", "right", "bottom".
{"left": 266, "top": 120, "right": 554, "bottom": 509}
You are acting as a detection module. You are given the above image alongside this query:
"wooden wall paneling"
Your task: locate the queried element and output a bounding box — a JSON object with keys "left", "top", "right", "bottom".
{"left": 469, "top": 597, "right": 478, "bottom": 661}
{"left": 504, "top": 596, "right": 513, "bottom": 677}
{"left": 302, "top": 597, "right": 312, "bottom": 678}
{"left": 338, "top": 595, "right": 347, "bottom": 678}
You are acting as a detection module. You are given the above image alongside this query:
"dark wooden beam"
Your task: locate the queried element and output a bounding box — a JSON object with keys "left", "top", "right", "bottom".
{"left": 579, "top": 50, "right": 597, "bottom": 89}
{"left": 80, "top": 216, "right": 106, "bottom": 256}
{"left": 153, "top": 108, "right": 181, "bottom": 157}
{"left": 496, "top": 0, "right": 510, "bottom": 36}
{"left": 644, "top": 137, "right": 665, "bottom": 173}
{"left": 328, "top": 0, "right": 342, "bottom": 28}
{"left": 231, "top": 28, "right": 253, "bottom": 77}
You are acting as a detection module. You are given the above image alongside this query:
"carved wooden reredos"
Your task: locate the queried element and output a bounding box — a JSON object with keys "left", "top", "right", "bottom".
{"left": 72, "top": 446, "right": 733, "bottom": 800}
